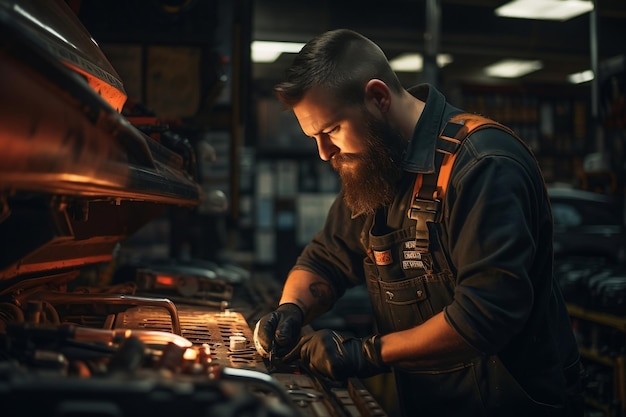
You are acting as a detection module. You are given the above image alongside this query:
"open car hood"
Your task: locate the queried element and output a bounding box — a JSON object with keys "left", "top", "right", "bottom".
{"left": 0, "top": 0, "right": 202, "bottom": 292}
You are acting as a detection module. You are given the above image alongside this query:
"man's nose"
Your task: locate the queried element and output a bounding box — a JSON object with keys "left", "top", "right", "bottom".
{"left": 315, "top": 136, "right": 339, "bottom": 161}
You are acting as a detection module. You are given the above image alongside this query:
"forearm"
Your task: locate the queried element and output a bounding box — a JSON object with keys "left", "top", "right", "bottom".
{"left": 379, "top": 311, "right": 481, "bottom": 368}
{"left": 279, "top": 268, "right": 336, "bottom": 324}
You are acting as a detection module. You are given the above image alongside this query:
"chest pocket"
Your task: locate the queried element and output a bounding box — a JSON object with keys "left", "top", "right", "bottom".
{"left": 364, "top": 223, "right": 455, "bottom": 334}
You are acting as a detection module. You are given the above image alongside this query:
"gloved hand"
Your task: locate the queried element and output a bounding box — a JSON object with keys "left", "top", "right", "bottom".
{"left": 253, "top": 303, "right": 304, "bottom": 359}
{"left": 286, "top": 329, "right": 389, "bottom": 380}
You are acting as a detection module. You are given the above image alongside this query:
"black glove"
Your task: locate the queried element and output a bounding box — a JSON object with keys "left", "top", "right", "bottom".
{"left": 286, "top": 329, "right": 389, "bottom": 380}
{"left": 253, "top": 303, "right": 304, "bottom": 359}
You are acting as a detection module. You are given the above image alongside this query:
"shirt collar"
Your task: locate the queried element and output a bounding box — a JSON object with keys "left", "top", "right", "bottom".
{"left": 402, "top": 84, "right": 452, "bottom": 173}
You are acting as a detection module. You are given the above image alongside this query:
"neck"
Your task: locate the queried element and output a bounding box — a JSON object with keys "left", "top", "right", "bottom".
{"left": 392, "top": 90, "right": 425, "bottom": 141}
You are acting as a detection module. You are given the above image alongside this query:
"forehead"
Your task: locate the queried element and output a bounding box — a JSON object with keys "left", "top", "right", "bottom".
{"left": 292, "top": 86, "right": 349, "bottom": 136}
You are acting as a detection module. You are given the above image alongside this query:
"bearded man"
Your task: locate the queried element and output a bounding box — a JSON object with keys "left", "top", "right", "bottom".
{"left": 253, "top": 29, "right": 583, "bottom": 417}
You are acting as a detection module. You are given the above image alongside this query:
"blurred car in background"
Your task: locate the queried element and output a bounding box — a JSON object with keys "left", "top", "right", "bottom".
{"left": 548, "top": 185, "right": 626, "bottom": 314}
{"left": 548, "top": 185, "right": 626, "bottom": 264}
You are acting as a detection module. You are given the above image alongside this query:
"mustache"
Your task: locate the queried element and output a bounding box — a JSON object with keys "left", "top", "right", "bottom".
{"left": 330, "top": 153, "right": 360, "bottom": 170}
{"left": 331, "top": 152, "right": 397, "bottom": 169}
{"left": 332, "top": 153, "right": 360, "bottom": 163}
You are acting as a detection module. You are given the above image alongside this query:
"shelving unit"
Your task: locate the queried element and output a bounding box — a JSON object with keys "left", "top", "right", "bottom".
{"left": 458, "top": 84, "right": 593, "bottom": 185}
{"left": 567, "top": 303, "right": 626, "bottom": 416}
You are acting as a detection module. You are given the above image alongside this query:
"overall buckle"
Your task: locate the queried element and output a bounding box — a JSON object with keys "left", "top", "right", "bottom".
{"left": 408, "top": 197, "right": 441, "bottom": 241}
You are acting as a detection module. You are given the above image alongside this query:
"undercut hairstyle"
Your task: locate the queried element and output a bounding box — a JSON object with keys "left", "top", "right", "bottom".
{"left": 274, "top": 29, "right": 404, "bottom": 108}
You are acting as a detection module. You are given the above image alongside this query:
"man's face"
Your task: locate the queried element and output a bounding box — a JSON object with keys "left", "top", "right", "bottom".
{"left": 331, "top": 109, "right": 405, "bottom": 215}
{"left": 293, "top": 87, "right": 405, "bottom": 215}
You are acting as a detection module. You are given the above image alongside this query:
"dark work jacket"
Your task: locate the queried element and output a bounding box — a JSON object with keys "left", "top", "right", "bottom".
{"left": 292, "top": 84, "right": 581, "bottom": 416}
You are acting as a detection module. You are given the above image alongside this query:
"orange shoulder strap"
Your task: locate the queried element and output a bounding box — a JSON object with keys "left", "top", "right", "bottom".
{"left": 408, "top": 112, "right": 515, "bottom": 242}
{"left": 434, "top": 113, "right": 514, "bottom": 204}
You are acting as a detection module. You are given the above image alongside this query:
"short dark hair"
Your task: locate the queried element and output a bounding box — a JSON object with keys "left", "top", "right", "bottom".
{"left": 274, "top": 29, "right": 404, "bottom": 108}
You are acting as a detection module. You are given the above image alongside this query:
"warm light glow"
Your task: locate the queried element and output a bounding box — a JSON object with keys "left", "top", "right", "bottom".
{"left": 251, "top": 41, "right": 306, "bottom": 63}
{"left": 389, "top": 53, "right": 453, "bottom": 72}
{"left": 183, "top": 348, "right": 198, "bottom": 361}
{"left": 156, "top": 275, "right": 175, "bottom": 286}
{"left": 484, "top": 59, "right": 543, "bottom": 78}
{"left": 568, "top": 69, "right": 594, "bottom": 84}
{"left": 495, "top": 0, "right": 593, "bottom": 21}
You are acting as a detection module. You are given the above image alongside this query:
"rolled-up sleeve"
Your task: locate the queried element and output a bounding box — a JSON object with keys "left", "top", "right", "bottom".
{"left": 292, "top": 192, "right": 369, "bottom": 298}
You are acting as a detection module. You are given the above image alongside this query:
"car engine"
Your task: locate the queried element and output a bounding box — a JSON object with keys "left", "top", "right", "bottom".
{"left": 0, "top": 2, "right": 388, "bottom": 416}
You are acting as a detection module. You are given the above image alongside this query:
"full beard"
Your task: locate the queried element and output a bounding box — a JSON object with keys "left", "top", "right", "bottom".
{"left": 331, "top": 111, "right": 406, "bottom": 215}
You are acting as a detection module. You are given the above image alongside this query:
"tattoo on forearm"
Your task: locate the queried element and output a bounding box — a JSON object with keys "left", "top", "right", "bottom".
{"left": 309, "top": 281, "right": 333, "bottom": 308}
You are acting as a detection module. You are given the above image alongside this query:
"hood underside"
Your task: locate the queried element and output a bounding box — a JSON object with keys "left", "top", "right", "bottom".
{"left": 0, "top": 0, "right": 202, "bottom": 291}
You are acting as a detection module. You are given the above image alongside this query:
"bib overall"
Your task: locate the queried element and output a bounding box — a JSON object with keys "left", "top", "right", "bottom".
{"left": 361, "top": 114, "right": 574, "bottom": 416}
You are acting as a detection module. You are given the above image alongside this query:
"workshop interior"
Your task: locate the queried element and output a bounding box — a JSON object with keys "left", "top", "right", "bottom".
{"left": 0, "top": 0, "right": 625, "bottom": 416}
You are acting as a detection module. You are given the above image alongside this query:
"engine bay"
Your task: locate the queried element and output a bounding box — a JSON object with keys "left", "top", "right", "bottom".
{"left": 0, "top": 2, "right": 387, "bottom": 416}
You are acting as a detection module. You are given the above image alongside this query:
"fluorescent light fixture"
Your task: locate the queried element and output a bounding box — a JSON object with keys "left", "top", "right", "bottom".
{"left": 495, "top": 0, "right": 593, "bottom": 21}
{"left": 568, "top": 69, "right": 594, "bottom": 84}
{"left": 485, "top": 59, "right": 543, "bottom": 78}
{"left": 389, "top": 53, "right": 453, "bottom": 72}
{"left": 251, "top": 40, "right": 306, "bottom": 63}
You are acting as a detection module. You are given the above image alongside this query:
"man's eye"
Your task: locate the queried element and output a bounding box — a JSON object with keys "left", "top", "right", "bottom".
{"left": 323, "top": 126, "right": 338, "bottom": 135}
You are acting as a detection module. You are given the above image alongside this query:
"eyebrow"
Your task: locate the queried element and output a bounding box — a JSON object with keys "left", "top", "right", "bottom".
{"left": 313, "top": 121, "right": 337, "bottom": 137}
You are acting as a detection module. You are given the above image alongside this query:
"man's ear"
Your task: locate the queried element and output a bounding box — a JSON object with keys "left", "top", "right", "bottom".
{"left": 364, "top": 79, "right": 391, "bottom": 114}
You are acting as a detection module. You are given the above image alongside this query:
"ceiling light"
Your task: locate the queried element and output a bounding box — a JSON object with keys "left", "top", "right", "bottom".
{"left": 568, "top": 69, "right": 594, "bottom": 84}
{"left": 485, "top": 59, "right": 543, "bottom": 78}
{"left": 389, "top": 53, "right": 453, "bottom": 72}
{"left": 495, "top": 0, "right": 593, "bottom": 21}
{"left": 251, "top": 41, "right": 305, "bottom": 63}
